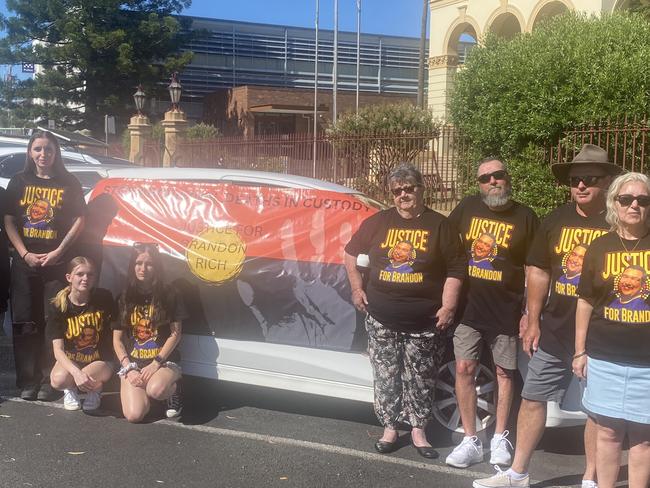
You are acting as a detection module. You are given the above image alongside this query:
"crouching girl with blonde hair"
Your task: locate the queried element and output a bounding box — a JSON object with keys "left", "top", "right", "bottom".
{"left": 46, "top": 256, "right": 116, "bottom": 411}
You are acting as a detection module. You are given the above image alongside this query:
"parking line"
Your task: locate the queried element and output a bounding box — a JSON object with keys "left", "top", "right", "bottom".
{"left": 2, "top": 395, "right": 566, "bottom": 487}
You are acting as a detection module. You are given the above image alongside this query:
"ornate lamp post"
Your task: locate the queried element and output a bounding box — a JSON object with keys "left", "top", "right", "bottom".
{"left": 162, "top": 72, "right": 187, "bottom": 167}
{"left": 128, "top": 83, "right": 151, "bottom": 165}
{"left": 168, "top": 72, "right": 182, "bottom": 112}
{"left": 133, "top": 85, "right": 146, "bottom": 116}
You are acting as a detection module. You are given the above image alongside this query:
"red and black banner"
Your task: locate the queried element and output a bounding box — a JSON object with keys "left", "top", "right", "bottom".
{"left": 87, "top": 178, "right": 377, "bottom": 351}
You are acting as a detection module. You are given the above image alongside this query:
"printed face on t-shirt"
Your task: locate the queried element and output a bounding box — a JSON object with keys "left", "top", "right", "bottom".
{"left": 28, "top": 198, "right": 51, "bottom": 223}
{"left": 389, "top": 241, "right": 414, "bottom": 265}
{"left": 75, "top": 326, "right": 98, "bottom": 350}
{"left": 473, "top": 233, "right": 496, "bottom": 260}
{"left": 565, "top": 244, "right": 587, "bottom": 278}
{"left": 618, "top": 267, "right": 645, "bottom": 298}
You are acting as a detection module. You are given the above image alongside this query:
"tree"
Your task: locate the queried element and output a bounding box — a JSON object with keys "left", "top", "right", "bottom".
{"left": 326, "top": 103, "right": 441, "bottom": 192}
{"left": 449, "top": 12, "right": 650, "bottom": 159}
{"left": 0, "top": 0, "right": 196, "bottom": 135}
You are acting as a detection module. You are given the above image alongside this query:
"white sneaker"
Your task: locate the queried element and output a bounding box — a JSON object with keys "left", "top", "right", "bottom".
{"left": 473, "top": 466, "right": 530, "bottom": 488}
{"left": 445, "top": 436, "right": 483, "bottom": 468}
{"left": 63, "top": 389, "right": 81, "bottom": 411}
{"left": 581, "top": 481, "right": 598, "bottom": 488}
{"left": 82, "top": 390, "right": 101, "bottom": 411}
{"left": 490, "top": 430, "right": 514, "bottom": 466}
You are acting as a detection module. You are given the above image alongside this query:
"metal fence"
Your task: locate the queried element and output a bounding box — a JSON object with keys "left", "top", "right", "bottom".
{"left": 548, "top": 116, "right": 649, "bottom": 173}
{"left": 142, "top": 128, "right": 470, "bottom": 212}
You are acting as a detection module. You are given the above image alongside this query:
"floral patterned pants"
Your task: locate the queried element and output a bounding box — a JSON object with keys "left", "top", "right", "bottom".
{"left": 365, "top": 314, "right": 446, "bottom": 429}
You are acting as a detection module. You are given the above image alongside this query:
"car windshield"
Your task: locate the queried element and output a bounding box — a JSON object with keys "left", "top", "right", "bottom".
{"left": 350, "top": 193, "right": 387, "bottom": 210}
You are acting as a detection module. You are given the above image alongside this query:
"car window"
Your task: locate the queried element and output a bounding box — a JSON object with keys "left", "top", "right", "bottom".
{"left": 71, "top": 171, "right": 105, "bottom": 194}
{"left": 350, "top": 193, "right": 387, "bottom": 210}
{"left": 0, "top": 152, "right": 26, "bottom": 178}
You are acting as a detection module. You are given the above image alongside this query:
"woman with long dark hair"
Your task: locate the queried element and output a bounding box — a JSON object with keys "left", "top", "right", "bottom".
{"left": 3, "top": 130, "right": 86, "bottom": 401}
{"left": 113, "top": 243, "right": 186, "bottom": 422}
{"left": 47, "top": 256, "right": 115, "bottom": 411}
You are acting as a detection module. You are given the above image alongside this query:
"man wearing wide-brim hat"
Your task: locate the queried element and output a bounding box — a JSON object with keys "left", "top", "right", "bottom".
{"left": 474, "top": 144, "right": 622, "bottom": 488}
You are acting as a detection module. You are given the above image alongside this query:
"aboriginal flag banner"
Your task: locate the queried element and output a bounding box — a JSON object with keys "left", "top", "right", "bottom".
{"left": 87, "top": 178, "right": 377, "bottom": 351}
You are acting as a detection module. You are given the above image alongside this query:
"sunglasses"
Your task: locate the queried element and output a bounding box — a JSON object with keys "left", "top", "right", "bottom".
{"left": 391, "top": 185, "right": 421, "bottom": 196}
{"left": 569, "top": 175, "right": 605, "bottom": 188}
{"left": 615, "top": 194, "right": 650, "bottom": 207}
{"left": 477, "top": 170, "right": 507, "bottom": 184}
{"left": 133, "top": 241, "right": 160, "bottom": 252}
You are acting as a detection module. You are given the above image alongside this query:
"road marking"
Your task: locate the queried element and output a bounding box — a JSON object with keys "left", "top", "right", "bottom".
{"left": 2, "top": 395, "right": 568, "bottom": 487}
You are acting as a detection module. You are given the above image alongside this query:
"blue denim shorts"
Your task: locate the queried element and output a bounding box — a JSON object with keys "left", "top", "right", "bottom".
{"left": 582, "top": 356, "right": 650, "bottom": 424}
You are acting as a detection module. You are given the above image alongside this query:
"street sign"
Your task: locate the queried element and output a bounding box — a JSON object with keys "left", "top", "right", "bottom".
{"left": 105, "top": 115, "right": 116, "bottom": 135}
{"left": 22, "top": 63, "right": 35, "bottom": 73}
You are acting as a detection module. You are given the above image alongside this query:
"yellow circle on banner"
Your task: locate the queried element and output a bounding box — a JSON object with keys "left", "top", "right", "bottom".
{"left": 186, "top": 227, "right": 246, "bottom": 284}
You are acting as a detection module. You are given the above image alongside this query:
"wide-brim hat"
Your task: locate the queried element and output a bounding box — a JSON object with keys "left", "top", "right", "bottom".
{"left": 551, "top": 144, "right": 622, "bottom": 185}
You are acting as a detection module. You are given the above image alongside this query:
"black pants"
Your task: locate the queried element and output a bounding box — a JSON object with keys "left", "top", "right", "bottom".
{"left": 10, "top": 256, "right": 64, "bottom": 389}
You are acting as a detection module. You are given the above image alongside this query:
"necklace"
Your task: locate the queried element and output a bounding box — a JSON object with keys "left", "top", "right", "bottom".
{"left": 618, "top": 232, "right": 644, "bottom": 254}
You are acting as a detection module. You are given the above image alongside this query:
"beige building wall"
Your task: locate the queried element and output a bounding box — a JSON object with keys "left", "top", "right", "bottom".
{"left": 428, "top": 0, "right": 632, "bottom": 120}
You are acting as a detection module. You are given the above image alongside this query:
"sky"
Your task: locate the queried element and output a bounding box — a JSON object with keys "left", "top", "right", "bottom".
{"left": 1, "top": 0, "right": 427, "bottom": 80}
{"left": 1, "top": 0, "right": 427, "bottom": 38}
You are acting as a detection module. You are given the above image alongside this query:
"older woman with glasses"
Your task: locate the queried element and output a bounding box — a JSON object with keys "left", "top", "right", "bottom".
{"left": 574, "top": 172, "right": 650, "bottom": 488}
{"left": 344, "top": 163, "right": 466, "bottom": 458}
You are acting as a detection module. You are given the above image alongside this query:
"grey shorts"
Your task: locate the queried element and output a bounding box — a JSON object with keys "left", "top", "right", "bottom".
{"left": 453, "top": 323, "right": 518, "bottom": 370}
{"left": 521, "top": 346, "right": 572, "bottom": 403}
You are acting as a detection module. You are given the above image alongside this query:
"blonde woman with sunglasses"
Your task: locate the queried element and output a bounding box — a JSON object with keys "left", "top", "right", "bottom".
{"left": 575, "top": 172, "right": 650, "bottom": 488}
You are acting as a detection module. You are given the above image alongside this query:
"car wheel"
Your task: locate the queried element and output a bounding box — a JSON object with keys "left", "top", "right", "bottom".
{"left": 432, "top": 360, "right": 497, "bottom": 433}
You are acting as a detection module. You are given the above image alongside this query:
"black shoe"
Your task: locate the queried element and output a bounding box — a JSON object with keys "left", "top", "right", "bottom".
{"left": 415, "top": 446, "right": 439, "bottom": 459}
{"left": 374, "top": 440, "right": 397, "bottom": 454}
{"left": 165, "top": 382, "right": 182, "bottom": 419}
{"left": 20, "top": 386, "right": 39, "bottom": 401}
{"left": 37, "top": 383, "right": 58, "bottom": 401}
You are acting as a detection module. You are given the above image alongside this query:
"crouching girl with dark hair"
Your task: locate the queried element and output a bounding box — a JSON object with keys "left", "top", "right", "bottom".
{"left": 47, "top": 256, "right": 116, "bottom": 411}
{"left": 113, "top": 242, "right": 186, "bottom": 422}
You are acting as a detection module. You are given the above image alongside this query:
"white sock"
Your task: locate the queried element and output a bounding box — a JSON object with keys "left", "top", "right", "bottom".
{"left": 506, "top": 469, "right": 528, "bottom": 480}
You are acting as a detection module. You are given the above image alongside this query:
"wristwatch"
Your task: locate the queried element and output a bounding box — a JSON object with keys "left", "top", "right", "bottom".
{"left": 153, "top": 355, "right": 165, "bottom": 365}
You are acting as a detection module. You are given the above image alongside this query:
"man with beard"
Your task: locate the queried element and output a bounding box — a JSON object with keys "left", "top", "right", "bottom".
{"left": 447, "top": 158, "right": 539, "bottom": 468}
{"left": 474, "top": 144, "right": 621, "bottom": 488}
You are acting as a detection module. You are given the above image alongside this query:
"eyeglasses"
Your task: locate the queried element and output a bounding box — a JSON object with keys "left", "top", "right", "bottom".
{"left": 133, "top": 242, "right": 159, "bottom": 252}
{"left": 390, "top": 185, "right": 420, "bottom": 196}
{"left": 477, "top": 170, "right": 507, "bottom": 184}
{"left": 615, "top": 194, "right": 650, "bottom": 207}
{"left": 569, "top": 175, "right": 605, "bottom": 188}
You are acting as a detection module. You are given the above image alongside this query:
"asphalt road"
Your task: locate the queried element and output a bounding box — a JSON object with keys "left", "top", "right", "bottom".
{"left": 0, "top": 337, "right": 628, "bottom": 488}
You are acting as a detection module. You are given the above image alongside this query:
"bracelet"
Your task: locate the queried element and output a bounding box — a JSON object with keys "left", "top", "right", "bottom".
{"left": 573, "top": 351, "right": 587, "bottom": 360}
{"left": 117, "top": 362, "right": 140, "bottom": 377}
{"left": 119, "top": 356, "right": 129, "bottom": 365}
{"left": 153, "top": 355, "right": 165, "bottom": 365}
{"left": 21, "top": 251, "right": 29, "bottom": 259}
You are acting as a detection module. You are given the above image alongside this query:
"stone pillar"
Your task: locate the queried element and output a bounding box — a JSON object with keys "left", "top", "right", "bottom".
{"left": 427, "top": 54, "right": 459, "bottom": 121}
{"left": 161, "top": 109, "right": 188, "bottom": 167}
{"left": 127, "top": 114, "right": 152, "bottom": 165}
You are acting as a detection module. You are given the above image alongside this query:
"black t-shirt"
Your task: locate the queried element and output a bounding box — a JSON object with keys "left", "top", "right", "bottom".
{"left": 46, "top": 288, "right": 116, "bottom": 365}
{"left": 345, "top": 207, "right": 466, "bottom": 332}
{"left": 526, "top": 203, "right": 609, "bottom": 349}
{"left": 114, "top": 285, "right": 188, "bottom": 367}
{"left": 4, "top": 171, "right": 86, "bottom": 254}
{"left": 0, "top": 188, "right": 9, "bottom": 311}
{"left": 578, "top": 232, "right": 650, "bottom": 366}
{"left": 448, "top": 195, "right": 539, "bottom": 335}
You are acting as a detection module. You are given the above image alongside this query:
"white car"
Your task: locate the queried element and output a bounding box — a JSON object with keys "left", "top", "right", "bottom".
{"left": 0, "top": 146, "right": 133, "bottom": 189}
{"left": 2, "top": 166, "right": 586, "bottom": 432}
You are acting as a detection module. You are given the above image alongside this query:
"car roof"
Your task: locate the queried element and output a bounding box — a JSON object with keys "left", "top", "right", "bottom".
{"left": 94, "top": 167, "right": 358, "bottom": 192}
{"left": 0, "top": 146, "right": 133, "bottom": 166}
